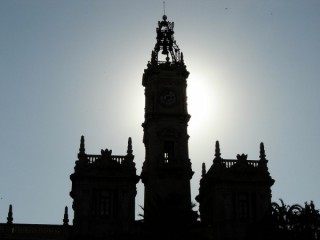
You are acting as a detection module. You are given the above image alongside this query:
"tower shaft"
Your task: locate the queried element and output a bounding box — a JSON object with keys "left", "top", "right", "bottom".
{"left": 141, "top": 15, "right": 194, "bottom": 224}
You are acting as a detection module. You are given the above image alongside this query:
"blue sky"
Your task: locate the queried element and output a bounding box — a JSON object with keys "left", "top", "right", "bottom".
{"left": 0, "top": 0, "right": 319, "bottom": 224}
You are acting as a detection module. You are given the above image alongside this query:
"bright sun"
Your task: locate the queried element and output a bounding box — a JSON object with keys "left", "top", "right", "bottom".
{"left": 187, "top": 72, "right": 220, "bottom": 129}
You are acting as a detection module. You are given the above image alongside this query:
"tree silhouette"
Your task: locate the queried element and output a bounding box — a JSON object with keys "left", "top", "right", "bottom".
{"left": 270, "top": 199, "right": 320, "bottom": 239}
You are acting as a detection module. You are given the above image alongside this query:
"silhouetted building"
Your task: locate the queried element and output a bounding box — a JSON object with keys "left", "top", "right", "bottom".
{"left": 0, "top": 15, "right": 274, "bottom": 240}
{"left": 70, "top": 136, "right": 139, "bottom": 239}
{"left": 141, "top": 15, "right": 195, "bottom": 226}
{"left": 196, "top": 142, "right": 274, "bottom": 239}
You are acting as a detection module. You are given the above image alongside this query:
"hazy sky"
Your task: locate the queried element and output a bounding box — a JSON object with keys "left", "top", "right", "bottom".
{"left": 1, "top": 0, "right": 319, "bottom": 224}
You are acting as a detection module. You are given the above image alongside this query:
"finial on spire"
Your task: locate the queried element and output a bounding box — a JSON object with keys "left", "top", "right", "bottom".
{"left": 181, "top": 52, "right": 184, "bottom": 64}
{"left": 202, "top": 162, "right": 207, "bottom": 177}
{"left": 63, "top": 206, "right": 69, "bottom": 226}
{"left": 127, "top": 137, "right": 133, "bottom": 156}
{"left": 259, "top": 142, "right": 269, "bottom": 170}
{"left": 124, "top": 137, "right": 135, "bottom": 163}
{"left": 163, "top": 1, "right": 166, "bottom": 16}
{"left": 215, "top": 141, "right": 221, "bottom": 159}
{"left": 79, "top": 135, "right": 85, "bottom": 154}
{"left": 7, "top": 204, "right": 13, "bottom": 224}
{"left": 260, "top": 142, "right": 266, "bottom": 160}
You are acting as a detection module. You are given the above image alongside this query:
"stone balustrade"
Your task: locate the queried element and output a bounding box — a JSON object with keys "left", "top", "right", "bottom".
{"left": 86, "top": 154, "right": 125, "bottom": 164}
{"left": 222, "top": 159, "right": 261, "bottom": 168}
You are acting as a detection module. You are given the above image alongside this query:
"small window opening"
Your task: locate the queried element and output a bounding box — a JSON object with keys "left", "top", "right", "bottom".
{"left": 163, "top": 141, "right": 174, "bottom": 163}
{"left": 99, "top": 190, "right": 111, "bottom": 216}
{"left": 238, "top": 193, "right": 249, "bottom": 220}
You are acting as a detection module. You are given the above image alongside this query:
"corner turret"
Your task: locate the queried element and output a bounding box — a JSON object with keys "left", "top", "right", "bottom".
{"left": 197, "top": 141, "right": 275, "bottom": 240}
{"left": 70, "top": 136, "right": 139, "bottom": 239}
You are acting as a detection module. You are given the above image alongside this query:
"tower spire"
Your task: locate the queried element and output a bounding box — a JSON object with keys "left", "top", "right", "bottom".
{"left": 63, "top": 206, "right": 69, "bottom": 226}
{"left": 214, "top": 141, "right": 221, "bottom": 160}
{"left": 202, "top": 162, "right": 207, "bottom": 177}
{"left": 79, "top": 135, "right": 85, "bottom": 154}
{"left": 259, "top": 142, "right": 268, "bottom": 170}
{"left": 213, "top": 140, "right": 223, "bottom": 168}
{"left": 127, "top": 137, "right": 133, "bottom": 156}
{"left": 259, "top": 142, "right": 266, "bottom": 160}
{"left": 7, "top": 204, "right": 13, "bottom": 224}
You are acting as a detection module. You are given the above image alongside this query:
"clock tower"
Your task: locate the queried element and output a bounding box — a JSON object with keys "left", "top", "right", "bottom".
{"left": 141, "top": 15, "right": 195, "bottom": 225}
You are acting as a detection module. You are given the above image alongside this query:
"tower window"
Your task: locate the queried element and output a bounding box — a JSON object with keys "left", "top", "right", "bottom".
{"left": 163, "top": 141, "right": 174, "bottom": 163}
{"left": 238, "top": 193, "right": 249, "bottom": 220}
{"left": 99, "top": 190, "right": 111, "bottom": 216}
{"left": 92, "top": 189, "right": 118, "bottom": 218}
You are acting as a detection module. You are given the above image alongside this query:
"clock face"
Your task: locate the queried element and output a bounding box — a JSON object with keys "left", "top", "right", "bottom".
{"left": 160, "top": 91, "right": 176, "bottom": 106}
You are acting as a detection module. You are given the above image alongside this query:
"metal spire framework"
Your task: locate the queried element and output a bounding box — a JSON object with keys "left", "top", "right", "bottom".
{"left": 153, "top": 15, "right": 182, "bottom": 63}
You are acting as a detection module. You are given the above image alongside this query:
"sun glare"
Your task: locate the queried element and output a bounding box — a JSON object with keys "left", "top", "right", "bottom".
{"left": 187, "top": 73, "right": 219, "bottom": 129}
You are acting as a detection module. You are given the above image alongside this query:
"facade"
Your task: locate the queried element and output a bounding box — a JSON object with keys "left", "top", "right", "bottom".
{"left": 70, "top": 136, "right": 140, "bottom": 239}
{"left": 196, "top": 141, "right": 275, "bottom": 239}
{"left": 0, "top": 15, "right": 274, "bottom": 240}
